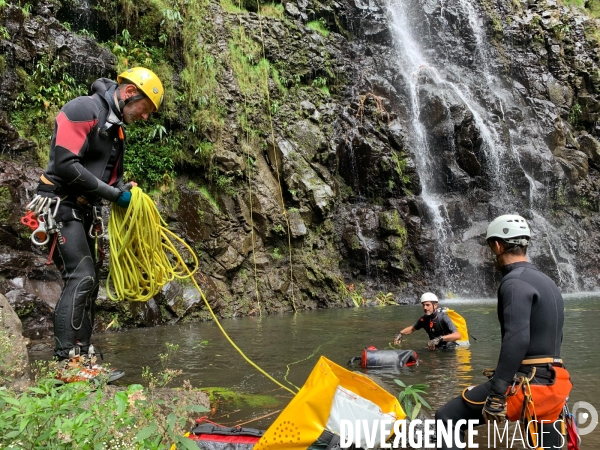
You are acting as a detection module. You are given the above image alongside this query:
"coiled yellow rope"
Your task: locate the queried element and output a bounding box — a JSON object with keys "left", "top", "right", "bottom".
{"left": 107, "top": 187, "right": 197, "bottom": 301}
{"left": 107, "top": 186, "right": 297, "bottom": 395}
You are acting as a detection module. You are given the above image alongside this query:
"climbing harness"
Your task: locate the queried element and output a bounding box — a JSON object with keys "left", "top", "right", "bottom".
{"left": 505, "top": 364, "right": 572, "bottom": 424}
{"left": 21, "top": 194, "right": 61, "bottom": 263}
{"left": 475, "top": 362, "right": 572, "bottom": 448}
{"left": 107, "top": 187, "right": 297, "bottom": 395}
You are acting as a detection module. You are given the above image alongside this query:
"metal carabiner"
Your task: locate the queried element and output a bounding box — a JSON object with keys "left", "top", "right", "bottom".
{"left": 88, "top": 206, "right": 106, "bottom": 239}
{"left": 31, "top": 214, "right": 50, "bottom": 246}
{"left": 51, "top": 197, "right": 61, "bottom": 219}
{"left": 88, "top": 221, "right": 106, "bottom": 239}
{"left": 32, "top": 197, "right": 51, "bottom": 216}
{"left": 45, "top": 198, "right": 61, "bottom": 234}
{"left": 26, "top": 194, "right": 41, "bottom": 212}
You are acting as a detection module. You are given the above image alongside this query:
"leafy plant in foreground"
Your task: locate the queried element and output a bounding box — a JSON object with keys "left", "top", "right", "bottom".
{"left": 0, "top": 340, "right": 208, "bottom": 449}
{"left": 394, "top": 379, "right": 432, "bottom": 420}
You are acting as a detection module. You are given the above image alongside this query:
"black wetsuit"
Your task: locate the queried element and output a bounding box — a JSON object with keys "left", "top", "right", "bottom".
{"left": 413, "top": 310, "right": 457, "bottom": 348}
{"left": 36, "top": 79, "right": 127, "bottom": 359}
{"left": 435, "top": 262, "right": 565, "bottom": 450}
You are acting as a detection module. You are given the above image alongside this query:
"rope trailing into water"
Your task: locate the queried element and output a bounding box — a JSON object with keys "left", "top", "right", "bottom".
{"left": 283, "top": 340, "right": 334, "bottom": 391}
{"left": 107, "top": 187, "right": 297, "bottom": 395}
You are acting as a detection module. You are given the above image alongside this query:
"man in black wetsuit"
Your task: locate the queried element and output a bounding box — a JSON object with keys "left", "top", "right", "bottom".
{"left": 435, "top": 214, "right": 566, "bottom": 449}
{"left": 393, "top": 292, "right": 461, "bottom": 350}
{"left": 33, "top": 67, "right": 164, "bottom": 379}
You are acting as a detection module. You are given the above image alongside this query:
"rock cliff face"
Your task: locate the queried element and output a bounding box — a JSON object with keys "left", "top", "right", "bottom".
{"left": 1, "top": 0, "right": 600, "bottom": 338}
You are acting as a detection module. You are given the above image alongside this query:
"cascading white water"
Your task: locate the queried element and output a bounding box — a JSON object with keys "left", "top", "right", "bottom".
{"left": 455, "top": 0, "right": 580, "bottom": 290}
{"left": 385, "top": 0, "right": 462, "bottom": 292}
{"left": 385, "top": 0, "right": 580, "bottom": 292}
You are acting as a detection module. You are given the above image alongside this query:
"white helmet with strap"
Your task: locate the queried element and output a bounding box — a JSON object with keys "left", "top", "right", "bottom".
{"left": 485, "top": 214, "right": 531, "bottom": 246}
{"left": 420, "top": 292, "right": 438, "bottom": 304}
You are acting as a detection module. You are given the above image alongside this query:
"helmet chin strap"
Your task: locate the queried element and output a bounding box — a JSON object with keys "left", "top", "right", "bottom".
{"left": 116, "top": 89, "right": 145, "bottom": 111}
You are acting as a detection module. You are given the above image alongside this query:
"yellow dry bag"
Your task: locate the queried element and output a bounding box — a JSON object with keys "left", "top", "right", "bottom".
{"left": 255, "top": 356, "right": 405, "bottom": 450}
{"left": 441, "top": 308, "right": 470, "bottom": 346}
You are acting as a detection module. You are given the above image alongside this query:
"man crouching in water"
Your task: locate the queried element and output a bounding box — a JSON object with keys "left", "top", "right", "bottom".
{"left": 435, "top": 215, "right": 571, "bottom": 449}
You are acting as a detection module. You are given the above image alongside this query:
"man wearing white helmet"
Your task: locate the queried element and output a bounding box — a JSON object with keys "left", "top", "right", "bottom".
{"left": 435, "top": 214, "right": 569, "bottom": 450}
{"left": 392, "top": 292, "right": 461, "bottom": 350}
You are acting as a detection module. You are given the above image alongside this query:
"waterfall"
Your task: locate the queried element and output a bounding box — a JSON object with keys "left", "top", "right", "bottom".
{"left": 385, "top": 0, "right": 580, "bottom": 293}
{"left": 353, "top": 208, "right": 372, "bottom": 278}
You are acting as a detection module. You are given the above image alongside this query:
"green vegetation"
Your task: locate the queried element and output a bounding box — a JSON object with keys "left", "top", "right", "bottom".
{"left": 199, "top": 186, "right": 220, "bottom": 212}
{"left": 203, "top": 387, "right": 279, "bottom": 408}
{"left": 391, "top": 151, "right": 411, "bottom": 186}
{"left": 480, "top": 0, "right": 503, "bottom": 41}
{"left": 312, "top": 76, "right": 330, "bottom": 96}
{"left": 123, "top": 121, "right": 177, "bottom": 190}
{"left": 394, "top": 379, "right": 432, "bottom": 420}
{"left": 307, "top": 18, "right": 329, "bottom": 37}
{"left": 0, "top": 187, "right": 12, "bottom": 225}
{"left": 220, "top": 0, "right": 246, "bottom": 13}
{"left": 374, "top": 292, "right": 396, "bottom": 305}
{"left": 272, "top": 247, "right": 283, "bottom": 260}
{"left": 10, "top": 56, "right": 87, "bottom": 165}
{"left": 229, "top": 26, "right": 271, "bottom": 98}
{"left": 337, "top": 279, "right": 367, "bottom": 307}
{"left": 215, "top": 173, "right": 236, "bottom": 196}
{"left": 560, "top": 0, "right": 600, "bottom": 17}
{"left": 0, "top": 340, "right": 208, "bottom": 450}
{"left": 569, "top": 102, "right": 582, "bottom": 126}
{"left": 259, "top": 2, "right": 284, "bottom": 18}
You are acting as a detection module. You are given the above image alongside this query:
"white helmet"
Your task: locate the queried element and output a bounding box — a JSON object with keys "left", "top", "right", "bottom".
{"left": 420, "top": 292, "right": 438, "bottom": 304}
{"left": 485, "top": 214, "right": 531, "bottom": 246}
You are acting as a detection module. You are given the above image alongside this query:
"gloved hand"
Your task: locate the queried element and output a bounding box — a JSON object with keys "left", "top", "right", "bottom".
{"left": 482, "top": 394, "right": 507, "bottom": 423}
{"left": 393, "top": 332, "right": 403, "bottom": 345}
{"left": 427, "top": 336, "right": 443, "bottom": 350}
{"left": 115, "top": 190, "right": 132, "bottom": 208}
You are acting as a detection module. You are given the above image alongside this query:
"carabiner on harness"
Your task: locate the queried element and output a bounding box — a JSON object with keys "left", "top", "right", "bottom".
{"left": 31, "top": 214, "right": 50, "bottom": 246}
{"left": 88, "top": 206, "right": 106, "bottom": 239}
{"left": 29, "top": 197, "right": 61, "bottom": 246}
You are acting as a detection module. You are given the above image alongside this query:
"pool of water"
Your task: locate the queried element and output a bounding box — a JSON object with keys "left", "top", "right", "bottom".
{"left": 30, "top": 294, "right": 600, "bottom": 447}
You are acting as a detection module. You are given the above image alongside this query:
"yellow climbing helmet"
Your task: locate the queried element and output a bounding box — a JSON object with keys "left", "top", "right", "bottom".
{"left": 117, "top": 67, "right": 164, "bottom": 111}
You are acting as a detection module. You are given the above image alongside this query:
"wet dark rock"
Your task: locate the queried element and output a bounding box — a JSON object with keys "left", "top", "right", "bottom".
{"left": 0, "top": 293, "right": 30, "bottom": 389}
{"left": 3, "top": 0, "right": 600, "bottom": 339}
{"left": 5, "top": 288, "right": 55, "bottom": 340}
{"left": 578, "top": 132, "right": 600, "bottom": 169}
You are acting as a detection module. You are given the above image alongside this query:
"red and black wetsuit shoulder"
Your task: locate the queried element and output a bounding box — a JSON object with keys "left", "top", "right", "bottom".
{"left": 42, "top": 82, "right": 125, "bottom": 203}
